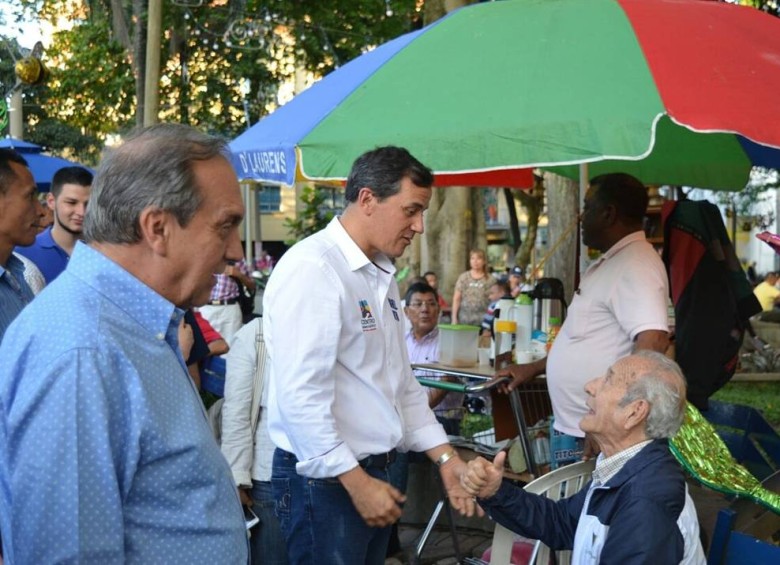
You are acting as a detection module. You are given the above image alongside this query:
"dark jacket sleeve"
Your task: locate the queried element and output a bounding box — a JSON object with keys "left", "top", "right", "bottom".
{"left": 478, "top": 479, "right": 585, "bottom": 550}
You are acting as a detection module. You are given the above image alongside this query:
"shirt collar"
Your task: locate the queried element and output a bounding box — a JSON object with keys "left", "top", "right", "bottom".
{"left": 0, "top": 254, "right": 14, "bottom": 277}
{"left": 587, "top": 231, "right": 647, "bottom": 274}
{"left": 38, "top": 226, "right": 60, "bottom": 250}
{"left": 406, "top": 326, "right": 439, "bottom": 344}
{"left": 598, "top": 231, "right": 646, "bottom": 262}
{"left": 328, "top": 216, "right": 395, "bottom": 275}
{"left": 1, "top": 253, "right": 26, "bottom": 282}
{"left": 592, "top": 439, "right": 653, "bottom": 486}
{"left": 68, "top": 242, "right": 181, "bottom": 340}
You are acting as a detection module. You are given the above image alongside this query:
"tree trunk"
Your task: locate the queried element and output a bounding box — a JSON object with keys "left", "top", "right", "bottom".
{"left": 420, "top": 186, "right": 485, "bottom": 302}
{"left": 544, "top": 172, "right": 579, "bottom": 303}
{"left": 133, "top": 0, "right": 147, "bottom": 126}
{"left": 515, "top": 176, "right": 544, "bottom": 271}
{"left": 504, "top": 188, "right": 521, "bottom": 254}
{"left": 143, "top": 0, "right": 163, "bottom": 126}
{"left": 109, "top": 0, "right": 132, "bottom": 50}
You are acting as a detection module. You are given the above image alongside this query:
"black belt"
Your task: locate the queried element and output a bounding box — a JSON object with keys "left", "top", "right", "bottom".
{"left": 358, "top": 449, "right": 397, "bottom": 469}
{"left": 208, "top": 298, "right": 238, "bottom": 305}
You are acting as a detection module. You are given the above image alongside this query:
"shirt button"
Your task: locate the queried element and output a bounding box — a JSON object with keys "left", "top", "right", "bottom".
{"left": 156, "top": 332, "right": 165, "bottom": 340}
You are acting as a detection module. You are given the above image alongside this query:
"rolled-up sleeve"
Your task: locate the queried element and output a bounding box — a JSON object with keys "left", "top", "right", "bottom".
{"left": 396, "top": 361, "right": 448, "bottom": 453}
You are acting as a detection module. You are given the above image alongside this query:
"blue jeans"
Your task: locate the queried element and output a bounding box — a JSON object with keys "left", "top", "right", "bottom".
{"left": 249, "top": 480, "right": 288, "bottom": 565}
{"left": 387, "top": 415, "right": 460, "bottom": 495}
{"left": 272, "top": 449, "right": 392, "bottom": 565}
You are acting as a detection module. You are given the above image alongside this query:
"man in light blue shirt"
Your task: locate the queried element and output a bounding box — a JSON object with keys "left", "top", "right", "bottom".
{"left": 0, "top": 149, "right": 44, "bottom": 343}
{"left": 0, "top": 125, "right": 249, "bottom": 564}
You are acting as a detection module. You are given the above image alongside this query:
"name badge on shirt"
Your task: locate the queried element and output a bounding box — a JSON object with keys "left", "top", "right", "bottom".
{"left": 359, "top": 299, "right": 378, "bottom": 332}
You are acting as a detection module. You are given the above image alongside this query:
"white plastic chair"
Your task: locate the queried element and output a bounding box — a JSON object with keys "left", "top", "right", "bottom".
{"left": 487, "top": 459, "right": 596, "bottom": 565}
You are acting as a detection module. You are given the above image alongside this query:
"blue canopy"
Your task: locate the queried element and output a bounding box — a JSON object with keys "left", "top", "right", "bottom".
{"left": 0, "top": 138, "right": 94, "bottom": 192}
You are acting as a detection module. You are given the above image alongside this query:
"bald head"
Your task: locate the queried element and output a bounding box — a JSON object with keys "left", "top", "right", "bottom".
{"left": 616, "top": 351, "right": 686, "bottom": 439}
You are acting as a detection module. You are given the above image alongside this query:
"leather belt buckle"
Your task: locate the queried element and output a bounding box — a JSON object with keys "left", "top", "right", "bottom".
{"left": 358, "top": 449, "right": 397, "bottom": 470}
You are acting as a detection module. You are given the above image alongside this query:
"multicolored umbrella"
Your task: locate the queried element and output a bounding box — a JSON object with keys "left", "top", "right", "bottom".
{"left": 230, "top": 0, "right": 780, "bottom": 191}
{"left": 0, "top": 138, "right": 93, "bottom": 192}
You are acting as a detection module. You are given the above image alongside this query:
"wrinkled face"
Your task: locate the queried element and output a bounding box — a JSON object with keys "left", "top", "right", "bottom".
{"left": 580, "top": 186, "right": 609, "bottom": 250}
{"left": 49, "top": 183, "right": 91, "bottom": 235}
{"left": 404, "top": 291, "right": 440, "bottom": 336}
{"left": 424, "top": 273, "right": 438, "bottom": 289}
{"left": 169, "top": 156, "right": 245, "bottom": 308}
{"left": 365, "top": 176, "right": 431, "bottom": 259}
{"left": 469, "top": 251, "right": 486, "bottom": 271}
{"left": 579, "top": 357, "right": 636, "bottom": 439}
{"left": 0, "top": 162, "right": 44, "bottom": 249}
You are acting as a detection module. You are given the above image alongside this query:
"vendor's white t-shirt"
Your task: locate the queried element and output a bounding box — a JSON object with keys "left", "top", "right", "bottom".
{"left": 547, "top": 232, "right": 669, "bottom": 436}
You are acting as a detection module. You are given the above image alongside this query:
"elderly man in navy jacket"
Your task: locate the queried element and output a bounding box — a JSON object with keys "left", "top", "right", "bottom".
{"left": 462, "top": 351, "right": 706, "bottom": 564}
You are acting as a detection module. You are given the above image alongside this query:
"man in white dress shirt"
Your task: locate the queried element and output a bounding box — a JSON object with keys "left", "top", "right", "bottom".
{"left": 263, "top": 146, "right": 477, "bottom": 564}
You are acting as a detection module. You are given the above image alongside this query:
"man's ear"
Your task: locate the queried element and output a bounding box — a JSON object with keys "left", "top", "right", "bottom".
{"left": 603, "top": 203, "right": 618, "bottom": 225}
{"left": 623, "top": 398, "right": 650, "bottom": 431}
{"left": 46, "top": 192, "right": 55, "bottom": 210}
{"left": 356, "top": 187, "right": 376, "bottom": 214}
{"left": 137, "top": 207, "right": 172, "bottom": 256}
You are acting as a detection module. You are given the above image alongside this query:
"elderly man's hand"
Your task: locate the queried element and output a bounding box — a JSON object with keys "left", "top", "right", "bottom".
{"left": 438, "top": 454, "right": 485, "bottom": 518}
{"left": 461, "top": 451, "right": 506, "bottom": 500}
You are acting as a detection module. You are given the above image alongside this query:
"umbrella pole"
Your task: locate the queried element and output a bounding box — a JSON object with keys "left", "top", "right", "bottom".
{"left": 578, "top": 163, "right": 589, "bottom": 277}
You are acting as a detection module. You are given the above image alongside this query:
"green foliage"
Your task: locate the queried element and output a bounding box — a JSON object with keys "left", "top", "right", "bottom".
{"left": 460, "top": 412, "right": 493, "bottom": 440}
{"left": 712, "top": 381, "right": 780, "bottom": 429}
{"left": 8, "top": 0, "right": 421, "bottom": 155}
{"left": 715, "top": 168, "right": 780, "bottom": 232}
{"left": 44, "top": 20, "right": 135, "bottom": 136}
{"left": 244, "top": 0, "right": 422, "bottom": 76}
{"left": 735, "top": 1, "right": 779, "bottom": 17}
{"left": 0, "top": 37, "right": 20, "bottom": 100}
{"left": 283, "top": 185, "right": 335, "bottom": 245}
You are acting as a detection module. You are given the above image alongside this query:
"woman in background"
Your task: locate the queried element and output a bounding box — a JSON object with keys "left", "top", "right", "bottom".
{"left": 451, "top": 249, "right": 496, "bottom": 326}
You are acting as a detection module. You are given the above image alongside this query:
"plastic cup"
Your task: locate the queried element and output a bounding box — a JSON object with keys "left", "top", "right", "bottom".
{"left": 478, "top": 348, "right": 491, "bottom": 366}
{"left": 516, "top": 350, "right": 534, "bottom": 364}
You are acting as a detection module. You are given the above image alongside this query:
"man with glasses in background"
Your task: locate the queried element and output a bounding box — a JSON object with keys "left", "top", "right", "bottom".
{"left": 404, "top": 281, "right": 464, "bottom": 434}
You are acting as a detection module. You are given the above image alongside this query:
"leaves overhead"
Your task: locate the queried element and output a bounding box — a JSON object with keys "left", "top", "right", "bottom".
{"left": 7, "top": 0, "right": 420, "bottom": 159}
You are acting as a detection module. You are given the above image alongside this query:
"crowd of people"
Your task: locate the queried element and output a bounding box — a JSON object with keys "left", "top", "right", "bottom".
{"left": 0, "top": 126, "right": 706, "bottom": 564}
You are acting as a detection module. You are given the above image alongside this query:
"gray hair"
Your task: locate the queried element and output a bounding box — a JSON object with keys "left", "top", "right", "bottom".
{"left": 84, "top": 124, "right": 229, "bottom": 244}
{"left": 618, "top": 350, "right": 687, "bottom": 439}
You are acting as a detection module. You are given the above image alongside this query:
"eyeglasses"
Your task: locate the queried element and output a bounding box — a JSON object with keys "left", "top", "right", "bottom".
{"left": 408, "top": 300, "right": 439, "bottom": 310}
